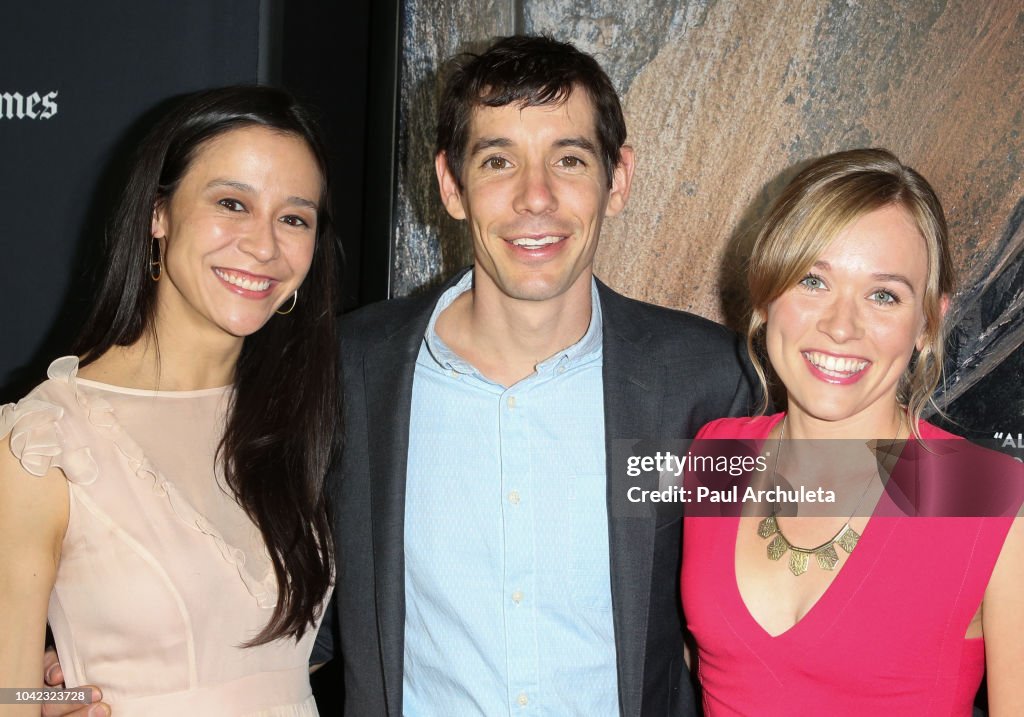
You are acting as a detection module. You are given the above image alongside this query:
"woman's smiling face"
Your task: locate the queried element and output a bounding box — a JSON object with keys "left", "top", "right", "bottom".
{"left": 765, "top": 204, "right": 930, "bottom": 430}
{"left": 151, "top": 125, "right": 322, "bottom": 344}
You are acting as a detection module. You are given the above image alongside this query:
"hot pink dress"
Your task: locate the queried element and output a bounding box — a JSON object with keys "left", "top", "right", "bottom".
{"left": 0, "top": 357, "right": 324, "bottom": 716}
{"left": 682, "top": 414, "right": 1021, "bottom": 716}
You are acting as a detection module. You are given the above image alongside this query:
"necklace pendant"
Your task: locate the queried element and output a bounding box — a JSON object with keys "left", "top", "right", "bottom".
{"left": 757, "top": 414, "right": 883, "bottom": 577}
{"left": 815, "top": 544, "right": 840, "bottom": 570}
{"left": 757, "top": 514, "right": 778, "bottom": 539}
{"left": 788, "top": 550, "right": 809, "bottom": 576}
{"left": 766, "top": 534, "right": 789, "bottom": 561}
{"left": 836, "top": 525, "right": 860, "bottom": 554}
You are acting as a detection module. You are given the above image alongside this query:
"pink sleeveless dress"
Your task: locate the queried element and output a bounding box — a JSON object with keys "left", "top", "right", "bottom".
{"left": 682, "top": 414, "right": 1021, "bottom": 716}
{"left": 1, "top": 358, "right": 325, "bottom": 716}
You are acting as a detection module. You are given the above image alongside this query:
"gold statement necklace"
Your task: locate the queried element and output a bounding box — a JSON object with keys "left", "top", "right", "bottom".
{"left": 757, "top": 416, "right": 899, "bottom": 576}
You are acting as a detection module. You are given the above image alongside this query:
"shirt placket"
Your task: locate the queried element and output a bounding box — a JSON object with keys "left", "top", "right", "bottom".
{"left": 499, "top": 383, "right": 540, "bottom": 714}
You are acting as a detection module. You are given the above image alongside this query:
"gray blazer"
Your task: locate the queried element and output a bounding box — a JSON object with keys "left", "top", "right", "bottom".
{"left": 314, "top": 271, "right": 758, "bottom": 716}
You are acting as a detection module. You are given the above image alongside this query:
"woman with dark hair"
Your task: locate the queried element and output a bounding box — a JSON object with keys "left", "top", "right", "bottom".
{"left": 681, "top": 149, "right": 1024, "bottom": 714}
{"left": 0, "top": 86, "right": 340, "bottom": 714}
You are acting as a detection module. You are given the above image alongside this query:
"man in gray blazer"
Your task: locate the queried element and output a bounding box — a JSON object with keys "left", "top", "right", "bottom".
{"left": 313, "top": 35, "right": 758, "bottom": 716}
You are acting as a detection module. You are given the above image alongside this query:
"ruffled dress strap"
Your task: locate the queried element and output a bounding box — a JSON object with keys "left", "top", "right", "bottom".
{"left": 12, "top": 357, "right": 278, "bottom": 608}
{"left": 1, "top": 356, "right": 98, "bottom": 485}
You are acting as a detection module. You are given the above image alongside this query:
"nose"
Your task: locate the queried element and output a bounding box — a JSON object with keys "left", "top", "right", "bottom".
{"left": 237, "top": 217, "right": 280, "bottom": 263}
{"left": 512, "top": 162, "right": 557, "bottom": 214}
{"left": 816, "top": 293, "right": 864, "bottom": 344}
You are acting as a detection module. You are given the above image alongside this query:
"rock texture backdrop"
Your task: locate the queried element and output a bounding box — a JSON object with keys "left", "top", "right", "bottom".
{"left": 393, "top": 0, "right": 1023, "bottom": 437}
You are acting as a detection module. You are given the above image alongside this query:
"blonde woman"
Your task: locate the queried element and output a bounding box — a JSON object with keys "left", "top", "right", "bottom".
{"left": 681, "top": 149, "right": 1024, "bottom": 715}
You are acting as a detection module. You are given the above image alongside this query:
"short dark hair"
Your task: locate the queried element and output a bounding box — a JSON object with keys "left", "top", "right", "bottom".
{"left": 74, "top": 85, "right": 340, "bottom": 645}
{"left": 437, "top": 35, "right": 627, "bottom": 187}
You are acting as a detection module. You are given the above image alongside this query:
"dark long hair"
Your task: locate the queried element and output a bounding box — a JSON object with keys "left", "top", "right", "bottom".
{"left": 72, "top": 86, "right": 340, "bottom": 644}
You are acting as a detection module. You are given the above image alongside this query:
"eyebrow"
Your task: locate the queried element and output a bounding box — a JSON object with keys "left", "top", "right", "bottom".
{"left": 812, "top": 260, "right": 917, "bottom": 295}
{"left": 554, "top": 137, "right": 598, "bottom": 155}
{"left": 467, "top": 136, "right": 599, "bottom": 156}
{"left": 871, "top": 273, "right": 917, "bottom": 294}
{"left": 468, "top": 137, "right": 512, "bottom": 156}
{"left": 207, "top": 179, "right": 318, "bottom": 211}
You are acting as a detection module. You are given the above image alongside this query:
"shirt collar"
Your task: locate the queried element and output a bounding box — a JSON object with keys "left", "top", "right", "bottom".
{"left": 422, "top": 270, "right": 604, "bottom": 376}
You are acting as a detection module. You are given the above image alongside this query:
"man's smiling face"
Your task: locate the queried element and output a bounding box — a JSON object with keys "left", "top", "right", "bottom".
{"left": 436, "top": 89, "right": 632, "bottom": 304}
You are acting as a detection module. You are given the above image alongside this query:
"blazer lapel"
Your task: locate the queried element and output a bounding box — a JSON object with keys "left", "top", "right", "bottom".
{"left": 599, "top": 282, "right": 665, "bottom": 717}
{"left": 362, "top": 295, "right": 438, "bottom": 716}
{"left": 360, "top": 269, "right": 470, "bottom": 715}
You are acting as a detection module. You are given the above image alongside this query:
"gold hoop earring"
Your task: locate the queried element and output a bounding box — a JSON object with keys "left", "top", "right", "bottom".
{"left": 150, "top": 237, "right": 163, "bottom": 281}
{"left": 276, "top": 290, "right": 298, "bottom": 315}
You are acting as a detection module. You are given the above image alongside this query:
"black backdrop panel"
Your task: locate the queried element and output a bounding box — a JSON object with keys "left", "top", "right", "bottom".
{"left": 0, "top": 1, "right": 262, "bottom": 399}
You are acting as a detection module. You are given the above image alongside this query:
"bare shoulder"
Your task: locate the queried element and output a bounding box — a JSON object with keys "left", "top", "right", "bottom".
{"left": 988, "top": 515, "right": 1024, "bottom": 597}
{"left": 983, "top": 515, "right": 1024, "bottom": 714}
{"left": 0, "top": 431, "right": 69, "bottom": 562}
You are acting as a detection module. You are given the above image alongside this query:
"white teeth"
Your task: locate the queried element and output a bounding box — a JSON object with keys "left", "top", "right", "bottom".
{"left": 511, "top": 236, "right": 563, "bottom": 248}
{"left": 803, "top": 351, "right": 868, "bottom": 376}
{"left": 215, "top": 269, "right": 271, "bottom": 291}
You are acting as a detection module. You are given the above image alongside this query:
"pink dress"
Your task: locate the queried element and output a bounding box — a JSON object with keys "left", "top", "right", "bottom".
{"left": 682, "top": 414, "right": 1021, "bottom": 716}
{"left": 0, "top": 357, "right": 324, "bottom": 716}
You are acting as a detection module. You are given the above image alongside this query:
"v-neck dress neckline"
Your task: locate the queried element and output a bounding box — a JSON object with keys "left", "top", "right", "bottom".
{"left": 680, "top": 414, "right": 1014, "bottom": 716}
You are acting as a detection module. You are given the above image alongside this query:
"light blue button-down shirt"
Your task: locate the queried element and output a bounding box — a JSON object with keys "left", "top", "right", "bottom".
{"left": 403, "top": 271, "right": 619, "bottom": 716}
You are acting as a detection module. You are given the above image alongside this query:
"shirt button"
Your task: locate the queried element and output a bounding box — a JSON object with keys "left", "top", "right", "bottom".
{"left": 508, "top": 490, "right": 520, "bottom": 505}
{"left": 512, "top": 590, "right": 523, "bottom": 604}
{"left": 557, "top": 365, "right": 566, "bottom": 374}
{"left": 507, "top": 395, "right": 516, "bottom": 409}
{"left": 517, "top": 692, "right": 529, "bottom": 706}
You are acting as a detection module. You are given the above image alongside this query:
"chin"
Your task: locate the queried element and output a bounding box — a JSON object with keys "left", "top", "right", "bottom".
{"left": 804, "top": 408, "right": 859, "bottom": 424}
{"left": 788, "top": 393, "right": 862, "bottom": 423}
{"left": 507, "top": 286, "right": 563, "bottom": 302}
{"left": 507, "top": 270, "right": 585, "bottom": 301}
{"left": 492, "top": 275, "right": 558, "bottom": 301}
{"left": 219, "top": 313, "right": 278, "bottom": 338}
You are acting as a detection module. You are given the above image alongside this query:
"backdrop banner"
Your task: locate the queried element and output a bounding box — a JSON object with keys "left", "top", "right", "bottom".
{"left": 0, "top": 1, "right": 261, "bottom": 399}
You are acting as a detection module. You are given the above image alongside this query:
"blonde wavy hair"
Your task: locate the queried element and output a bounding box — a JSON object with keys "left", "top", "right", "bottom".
{"left": 746, "top": 148, "right": 954, "bottom": 437}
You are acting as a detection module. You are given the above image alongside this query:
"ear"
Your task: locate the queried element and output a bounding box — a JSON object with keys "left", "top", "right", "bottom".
{"left": 151, "top": 200, "right": 168, "bottom": 240}
{"left": 754, "top": 305, "right": 768, "bottom": 326}
{"left": 917, "top": 294, "right": 950, "bottom": 352}
{"left": 435, "top": 151, "right": 467, "bottom": 220}
{"left": 604, "top": 144, "right": 636, "bottom": 218}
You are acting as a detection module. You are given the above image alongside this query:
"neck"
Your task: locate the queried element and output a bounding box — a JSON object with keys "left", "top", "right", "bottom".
{"left": 783, "top": 400, "right": 905, "bottom": 441}
{"left": 775, "top": 401, "right": 906, "bottom": 487}
{"left": 435, "top": 269, "right": 594, "bottom": 387}
{"left": 81, "top": 320, "right": 241, "bottom": 391}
